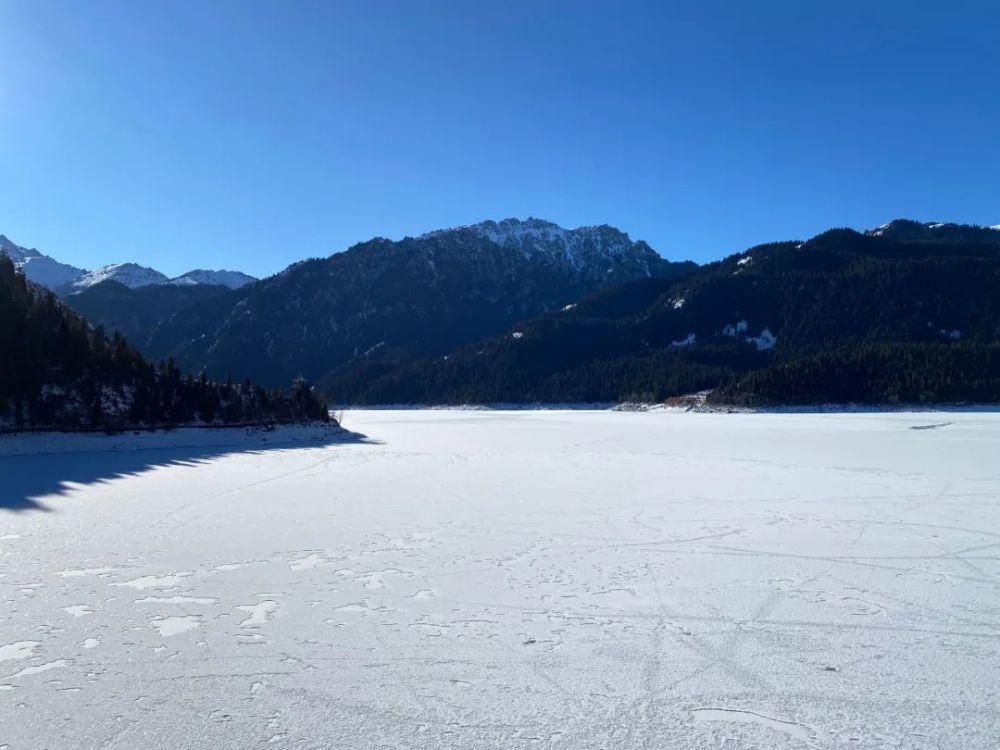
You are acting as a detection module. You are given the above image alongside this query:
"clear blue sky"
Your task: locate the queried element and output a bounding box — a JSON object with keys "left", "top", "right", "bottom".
{"left": 2, "top": 1, "right": 998, "bottom": 278}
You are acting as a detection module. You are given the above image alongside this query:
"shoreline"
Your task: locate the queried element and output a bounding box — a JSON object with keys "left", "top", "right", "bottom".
{"left": 0, "top": 422, "right": 354, "bottom": 457}
{"left": 333, "top": 401, "right": 1000, "bottom": 414}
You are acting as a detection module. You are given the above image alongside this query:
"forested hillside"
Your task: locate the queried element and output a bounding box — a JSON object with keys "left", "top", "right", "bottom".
{"left": 140, "top": 219, "right": 695, "bottom": 386}
{"left": 64, "top": 280, "right": 234, "bottom": 350}
{"left": 711, "top": 343, "right": 1000, "bottom": 406}
{"left": 322, "top": 221, "right": 1000, "bottom": 405}
{"left": 0, "top": 255, "right": 328, "bottom": 430}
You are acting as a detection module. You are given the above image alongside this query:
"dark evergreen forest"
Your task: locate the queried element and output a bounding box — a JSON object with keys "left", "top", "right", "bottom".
{"left": 0, "top": 255, "right": 329, "bottom": 430}
{"left": 321, "top": 223, "right": 1000, "bottom": 406}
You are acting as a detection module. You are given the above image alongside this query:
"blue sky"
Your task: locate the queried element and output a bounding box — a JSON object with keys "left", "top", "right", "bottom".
{"left": 2, "top": 1, "right": 998, "bottom": 278}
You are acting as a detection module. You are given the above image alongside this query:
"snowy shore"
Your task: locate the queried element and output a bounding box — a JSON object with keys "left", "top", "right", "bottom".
{"left": 0, "top": 421, "right": 352, "bottom": 457}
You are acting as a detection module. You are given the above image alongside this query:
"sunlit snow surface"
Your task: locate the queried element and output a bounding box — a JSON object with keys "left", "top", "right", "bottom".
{"left": 2, "top": 410, "right": 999, "bottom": 748}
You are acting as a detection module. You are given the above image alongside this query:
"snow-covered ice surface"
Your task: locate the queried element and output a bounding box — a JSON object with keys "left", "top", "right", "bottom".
{"left": 1, "top": 410, "right": 999, "bottom": 748}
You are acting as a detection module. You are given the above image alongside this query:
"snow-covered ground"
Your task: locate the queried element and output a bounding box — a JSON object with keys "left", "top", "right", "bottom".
{"left": 1, "top": 410, "right": 999, "bottom": 748}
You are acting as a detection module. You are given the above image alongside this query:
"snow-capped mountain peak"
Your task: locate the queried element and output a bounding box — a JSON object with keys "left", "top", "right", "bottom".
{"left": 417, "top": 218, "right": 656, "bottom": 276}
{"left": 0, "top": 234, "right": 87, "bottom": 289}
{"left": 0, "top": 234, "right": 40, "bottom": 262}
{"left": 469, "top": 217, "right": 572, "bottom": 246}
{"left": 3, "top": 232, "right": 259, "bottom": 293}
{"left": 167, "top": 269, "right": 257, "bottom": 289}
{"left": 71, "top": 263, "right": 170, "bottom": 291}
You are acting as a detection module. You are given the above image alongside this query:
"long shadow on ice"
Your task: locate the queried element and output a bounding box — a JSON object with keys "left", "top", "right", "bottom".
{"left": 0, "top": 425, "right": 375, "bottom": 513}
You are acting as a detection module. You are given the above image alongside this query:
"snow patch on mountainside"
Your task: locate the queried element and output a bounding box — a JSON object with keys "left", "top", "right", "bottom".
{"left": 747, "top": 328, "right": 777, "bottom": 350}
{"left": 722, "top": 320, "right": 749, "bottom": 337}
{"left": 3, "top": 233, "right": 257, "bottom": 293}
{"left": 419, "top": 218, "right": 656, "bottom": 276}
{"left": 474, "top": 218, "right": 572, "bottom": 248}
{"left": 167, "top": 269, "right": 256, "bottom": 289}
{"left": 867, "top": 219, "right": 1000, "bottom": 241}
{"left": 0, "top": 235, "right": 86, "bottom": 289}
{"left": 0, "top": 234, "right": 38, "bottom": 263}
{"left": 71, "top": 263, "right": 170, "bottom": 291}
{"left": 17, "top": 255, "right": 86, "bottom": 289}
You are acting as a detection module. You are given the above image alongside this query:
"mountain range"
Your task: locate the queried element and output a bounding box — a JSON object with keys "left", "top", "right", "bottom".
{"left": 4, "top": 217, "right": 999, "bottom": 407}
{"left": 323, "top": 219, "right": 1000, "bottom": 405}
{"left": 0, "top": 234, "right": 256, "bottom": 293}
{"left": 42, "top": 218, "right": 693, "bottom": 387}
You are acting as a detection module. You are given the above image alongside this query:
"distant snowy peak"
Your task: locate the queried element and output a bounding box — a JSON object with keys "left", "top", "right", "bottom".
{"left": 2, "top": 232, "right": 258, "bottom": 293}
{"left": 167, "top": 269, "right": 257, "bottom": 289}
{"left": 0, "top": 234, "right": 38, "bottom": 262}
{"left": 0, "top": 234, "right": 87, "bottom": 289}
{"left": 71, "top": 263, "right": 170, "bottom": 291}
{"left": 71, "top": 264, "right": 256, "bottom": 292}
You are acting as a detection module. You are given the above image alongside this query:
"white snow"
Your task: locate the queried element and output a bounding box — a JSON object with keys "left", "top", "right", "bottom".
{"left": 474, "top": 218, "right": 573, "bottom": 249}
{"left": 0, "top": 641, "right": 39, "bottom": 662}
{"left": 746, "top": 327, "right": 778, "bottom": 350}
{"left": 7, "top": 660, "right": 69, "bottom": 679}
{"left": 167, "top": 269, "right": 257, "bottom": 289}
{"left": 722, "top": 319, "right": 749, "bottom": 337}
{"left": 359, "top": 341, "right": 386, "bottom": 359}
{"left": 135, "top": 595, "right": 218, "bottom": 605}
{"left": 57, "top": 566, "right": 114, "bottom": 578}
{"left": 16, "top": 254, "right": 87, "bottom": 289}
{"left": 237, "top": 600, "right": 279, "bottom": 627}
{"left": 511, "top": 331, "right": 524, "bottom": 339}
{"left": 0, "top": 422, "right": 346, "bottom": 457}
{"left": 419, "top": 218, "right": 640, "bottom": 270}
{"left": 671, "top": 332, "right": 696, "bottom": 347}
{"left": 3, "top": 234, "right": 258, "bottom": 291}
{"left": 693, "top": 707, "right": 813, "bottom": 741}
{"left": 149, "top": 615, "right": 202, "bottom": 637}
{"left": 63, "top": 605, "right": 94, "bottom": 617}
{"left": 70, "top": 263, "right": 170, "bottom": 290}
{"left": 116, "top": 572, "right": 194, "bottom": 590}
{"left": 717, "top": 320, "right": 773, "bottom": 347}
{"left": 940, "top": 328, "right": 962, "bottom": 340}
{"left": 2, "top": 410, "right": 1000, "bottom": 748}
{"left": 1, "top": 236, "right": 42, "bottom": 268}
{"left": 0, "top": 235, "right": 86, "bottom": 289}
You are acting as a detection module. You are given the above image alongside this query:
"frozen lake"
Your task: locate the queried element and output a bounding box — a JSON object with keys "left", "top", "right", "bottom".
{"left": 1, "top": 410, "right": 999, "bottom": 748}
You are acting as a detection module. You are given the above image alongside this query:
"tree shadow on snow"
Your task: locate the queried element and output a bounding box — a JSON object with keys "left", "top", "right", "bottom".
{"left": 0, "top": 426, "right": 377, "bottom": 513}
